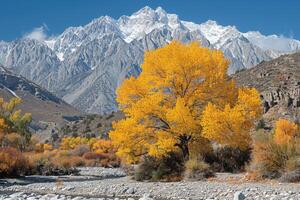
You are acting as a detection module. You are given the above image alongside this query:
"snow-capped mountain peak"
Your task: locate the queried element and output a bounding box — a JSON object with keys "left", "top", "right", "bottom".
{"left": 1, "top": 6, "right": 300, "bottom": 114}
{"left": 118, "top": 6, "right": 182, "bottom": 42}
{"left": 243, "top": 31, "right": 300, "bottom": 52}
{"left": 198, "top": 20, "right": 241, "bottom": 47}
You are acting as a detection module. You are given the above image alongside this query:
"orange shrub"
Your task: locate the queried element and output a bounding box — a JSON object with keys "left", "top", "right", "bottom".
{"left": 82, "top": 152, "right": 120, "bottom": 167}
{"left": 53, "top": 156, "right": 85, "bottom": 168}
{"left": 0, "top": 147, "right": 28, "bottom": 177}
{"left": 35, "top": 143, "right": 53, "bottom": 152}
{"left": 43, "top": 144, "right": 53, "bottom": 151}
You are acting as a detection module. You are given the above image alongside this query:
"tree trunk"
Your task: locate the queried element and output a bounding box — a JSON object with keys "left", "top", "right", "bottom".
{"left": 176, "top": 135, "right": 192, "bottom": 161}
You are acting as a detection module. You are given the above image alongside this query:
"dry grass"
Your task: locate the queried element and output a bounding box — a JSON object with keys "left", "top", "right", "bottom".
{"left": 184, "top": 158, "right": 214, "bottom": 180}
{"left": 250, "top": 130, "right": 300, "bottom": 181}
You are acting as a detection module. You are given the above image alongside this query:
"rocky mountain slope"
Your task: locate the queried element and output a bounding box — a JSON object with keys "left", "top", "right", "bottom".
{"left": 0, "top": 6, "right": 299, "bottom": 114}
{"left": 233, "top": 53, "right": 300, "bottom": 124}
{"left": 0, "top": 65, "right": 80, "bottom": 128}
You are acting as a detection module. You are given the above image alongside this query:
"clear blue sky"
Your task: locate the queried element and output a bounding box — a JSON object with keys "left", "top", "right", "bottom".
{"left": 0, "top": 0, "right": 299, "bottom": 41}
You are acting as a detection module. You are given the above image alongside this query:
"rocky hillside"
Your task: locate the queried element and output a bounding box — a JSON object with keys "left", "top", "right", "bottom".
{"left": 233, "top": 53, "right": 300, "bottom": 124}
{"left": 1, "top": 7, "right": 299, "bottom": 114}
{"left": 0, "top": 65, "right": 81, "bottom": 130}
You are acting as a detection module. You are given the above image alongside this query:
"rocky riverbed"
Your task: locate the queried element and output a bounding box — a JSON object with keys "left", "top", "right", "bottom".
{"left": 1, "top": 167, "right": 300, "bottom": 200}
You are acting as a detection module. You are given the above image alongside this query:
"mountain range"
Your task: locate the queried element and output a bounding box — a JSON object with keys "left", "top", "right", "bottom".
{"left": 0, "top": 6, "right": 299, "bottom": 114}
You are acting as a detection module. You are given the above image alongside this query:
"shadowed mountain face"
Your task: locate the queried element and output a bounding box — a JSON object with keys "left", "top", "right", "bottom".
{"left": 0, "top": 7, "right": 300, "bottom": 114}
{"left": 233, "top": 53, "right": 300, "bottom": 124}
{"left": 0, "top": 65, "right": 81, "bottom": 125}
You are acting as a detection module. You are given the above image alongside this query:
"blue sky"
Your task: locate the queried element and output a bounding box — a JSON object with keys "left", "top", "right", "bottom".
{"left": 0, "top": 0, "right": 299, "bottom": 41}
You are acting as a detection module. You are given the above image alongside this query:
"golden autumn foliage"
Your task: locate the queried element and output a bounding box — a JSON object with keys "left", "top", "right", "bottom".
{"left": 201, "top": 88, "right": 262, "bottom": 149}
{"left": 60, "top": 137, "right": 97, "bottom": 150}
{"left": 0, "top": 97, "right": 119, "bottom": 176}
{"left": 0, "top": 97, "right": 32, "bottom": 150}
{"left": 274, "top": 119, "right": 299, "bottom": 145}
{"left": 92, "top": 139, "right": 115, "bottom": 154}
{"left": 110, "top": 41, "right": 262, "bottom": 163}
{"left": 250, "top": 119, "right": 300, "bottom": 178}
{"left": 59, "top": 136, "right": 116, "bottom": 155}
{"left": 35, "top": 143, "right": 53, "bottom": 152}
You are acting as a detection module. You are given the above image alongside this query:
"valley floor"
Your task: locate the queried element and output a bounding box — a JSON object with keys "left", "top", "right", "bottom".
{"left": 0, "top": 167, "right": 300, "bottom": 200}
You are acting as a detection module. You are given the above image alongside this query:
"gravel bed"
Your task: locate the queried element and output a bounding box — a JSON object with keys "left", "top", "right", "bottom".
{"left": 1, "top": 168, "right": 300, "bottom": 200}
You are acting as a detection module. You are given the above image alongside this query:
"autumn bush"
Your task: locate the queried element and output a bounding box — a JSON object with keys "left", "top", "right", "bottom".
{"left": 250, "top": 119, "right": 300, "bottom": 181}
{"left": 82, "top": 152, "right": 120, "bottom": 167}
{"left": 0, "top": 98, "right": 32, "bottom": 151}
{"left": 0, "top": 147, "right": 29, "bottom": 177}
{"left": 71, "top": 144, "right": 90, "bottom": 156}
{"left": 60, "top": 136, "right": 96, "bottom": 150}
{"left": 35, "top": 143, "right": 53, "bottom": 152}
{"left": 26, "top": 151, "right": 80, "bottom": 175}
{"left": 0, "top": 98, "right": 115, "bottom": 177}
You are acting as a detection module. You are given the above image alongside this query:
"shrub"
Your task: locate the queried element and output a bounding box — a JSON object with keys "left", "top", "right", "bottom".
{"left": 55, "top": 156, "right": 85, "bottom": 168}
{"left": 256, "top": 119, "right": 267, "bottom": 130}
{"left": 92, "top": 139, "right": 115, "bottom": 154}
{"left": 0, "top": 147, "right": 29, "bottom": 177}
{"left": 204, "top": 146, "right": 251, "bottom": 173}
{"left": 82, "top": 152, "right": 120, "bottom": 167}
{"left": 35, "top": 143, "right": 53, "bottom": 152}
{"left": 2, "top": 133, "right": 25, "bottom": 150}
{"left": 279, "top": 170, "right": 300, "bottom": 183}
{"left": 184, "top": 158, "right": 214, "bottom": 180}
{"left": 250, "top": 124, "right": 300, "bottom": 181}
{"left": 274, "top": 119, "right": 298, "bottom": 145}
{"left": 71, "top": 145, "right": 90, "bottom": 156}
{"left": 251, "top": 138, "right": 297, "bottom": 179}
{"left": 27, "top": 151, "right": 80, "bottom": 176}
{"left": 134, "top": 153, "right": 184, "bottom": 181}
{"left": 83, "top": 152, "right": 107, "bottom": 160}
{"left": 43, "top": 144, "right": 53, "bottom": 151}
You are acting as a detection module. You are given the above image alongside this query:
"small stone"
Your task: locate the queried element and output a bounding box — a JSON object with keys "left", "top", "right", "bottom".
{"left": 139, "top": 194, "right": 154, "bottom": 200}
{"left": 72, "top": 197, "right": 84, "bottom": 200}
{"left": 126, "top": 187, "right": 136, "bottom": 194}
{"left": 9, "top": 192, "right": 24, "bottom": 198}
{"left": 234, "top": 191, "right": 246, "bottom": 200}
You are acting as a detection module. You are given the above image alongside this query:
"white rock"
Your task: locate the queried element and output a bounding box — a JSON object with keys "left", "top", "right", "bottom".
{"left": 126, "top": 187, "right": 136, "bottom": 194}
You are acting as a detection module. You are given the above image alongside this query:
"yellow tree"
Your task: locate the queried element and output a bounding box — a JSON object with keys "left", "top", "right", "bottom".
{"left": 201, "top": 88, "right": 262, "bottom": 149}
{"left": 274, "top": 119, "right": 298, "bottom": 145}
{"left": 0, "top": 97, "right": 32, "bottom": 149}
{"left": 110, "top": 41, "right": 262, "bottom": 163}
